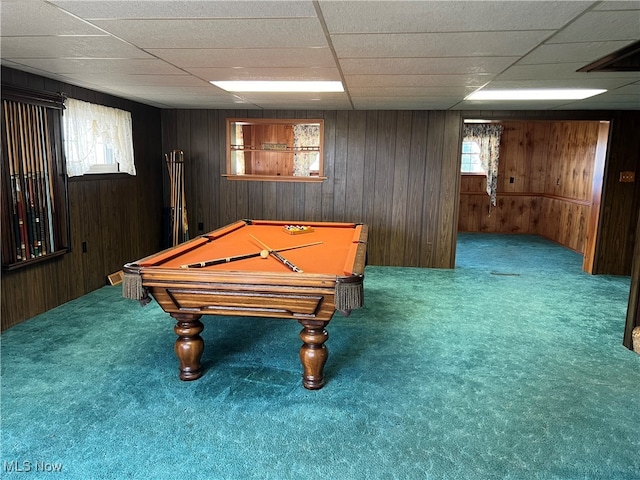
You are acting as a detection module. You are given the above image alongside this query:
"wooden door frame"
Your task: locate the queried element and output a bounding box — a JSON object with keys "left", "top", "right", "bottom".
{"left": 582, "top": 121, "right": 611, "bottom": 273}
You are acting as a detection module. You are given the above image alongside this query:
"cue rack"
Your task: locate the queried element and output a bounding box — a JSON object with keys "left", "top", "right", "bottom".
{"left": 165, "top": 149, "right": 189, "bottom": 246}
{"left": 1, "top": 85, "right": 70, "bottom": 270}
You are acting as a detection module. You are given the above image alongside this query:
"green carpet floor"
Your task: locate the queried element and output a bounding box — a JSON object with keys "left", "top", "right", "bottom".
{"left": 2, "top": 234, "right": 638, "bottom": 479}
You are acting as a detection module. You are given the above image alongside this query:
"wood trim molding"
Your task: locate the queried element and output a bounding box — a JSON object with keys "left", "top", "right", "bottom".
{"left": 1, "top": 84, "right": 66, "bottom": 109}
{"left": 623, "top": 212, "right": 640, "bottom": 350}
{"left": 459, "top": 191, "right": 591, "bottom": 207}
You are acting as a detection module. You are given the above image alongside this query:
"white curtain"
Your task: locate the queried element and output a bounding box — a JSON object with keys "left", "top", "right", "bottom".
{"left": 63, "top": 98, "right": 136, "bottom": 177}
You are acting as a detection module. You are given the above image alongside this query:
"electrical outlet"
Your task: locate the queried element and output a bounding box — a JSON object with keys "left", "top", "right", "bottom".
{"left": 619, "top": 171, "right": 635, "bottom": 183}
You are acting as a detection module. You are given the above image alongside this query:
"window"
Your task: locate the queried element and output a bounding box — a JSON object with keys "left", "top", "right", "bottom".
{"left": 462, "top": 122, "right": 504, "bottom": 206}
{"left": 461, "top": 140, "right": 484, "bottom": 174}
{"left": 63, "top": 98, "right": 135, "bottom": 177}
{"left": 225, "top": 118, "right": 325, "bottom": 181}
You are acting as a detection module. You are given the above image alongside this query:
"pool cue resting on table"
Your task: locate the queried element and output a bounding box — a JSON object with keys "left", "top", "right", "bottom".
{"left": 249, "top": 234, "right": 304, "bottom": 273}
{"left": 180, "top": 240, "right": 322, "bottom": 268}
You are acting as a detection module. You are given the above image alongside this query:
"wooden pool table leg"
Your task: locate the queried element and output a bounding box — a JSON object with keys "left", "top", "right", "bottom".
{"left": 172, "top": 313, "right": 204, "bottom": 381}
{"left": 298, "top": 320, "right": 329, "bottom": 390}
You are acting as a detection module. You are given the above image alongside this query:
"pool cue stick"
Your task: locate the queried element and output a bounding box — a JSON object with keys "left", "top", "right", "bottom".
{"left": 39, "top": 106, "right": 51, "bottom": 254}
{"left": 3, "top": 100, "right": 22, "bottom": 260}
{"left": 34, "top": 105, "right": 50, "bottom": 254}
{"left": 18, "top": 103, "right": 38, "bottom": 258}
{"left": 11, "top": 102, "right": 29, "bottom": 260}
{"left": 167, "top": 153, "right": 173, "bottom": 245}
{"left": 178, "top": 151, "right": 189, "bottom": 242}
{"left": 172, "top": 151, "right": 176, "bottom": 244}
{"left": 177, "top": 152, "right": 184, "bottom": 242}
{"left": 26, "top": 104, "right": 44, "bottom": 256}
{"left": 41, "top": 107, "right": 56, "bottom": 252}
{"left": 175, "top": 153, "right": 180, "bottom": 239}
{"left": 169, "top": 152, "right": 175, "bottom": 245}
{"left": 180, "top": 241, "right": 322, "bottom": 268}
{"left": 23, "top": 104, "right": 36, "bottom": 256}
{"left": 17, "top": 103, "right": 36, "bottom": 258}
{"left": 172, "top": 153, "right": 176, "bottom": 245}
{"left": 249, "top": 234, "right": 304, "bottom": 273}
{"left": 27, "top": 104, "right": 44, "bottom": 256}
{"left": 166, "top": 152, "right": 177, "bottom": 246}
{"left": 171, "top": 150, "right": 184, "bottom": 244}
{"left": 26, "top": 103, "right": 43, "bottom": 257}
{"left": 3, "top": 101, "right": 17, "bottom": 258}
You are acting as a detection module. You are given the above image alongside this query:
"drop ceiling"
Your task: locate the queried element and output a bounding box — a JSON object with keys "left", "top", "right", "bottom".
{"left": 1, "top": 0, "right": 639, "bottom": 110}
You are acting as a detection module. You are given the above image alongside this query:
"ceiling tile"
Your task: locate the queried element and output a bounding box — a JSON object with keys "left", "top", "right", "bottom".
{"left": 60, "top": 73, "right": 208, "bottom": 88}
{"left": 518, "top": 40, "right": 637, "bottom": 65}
{"left": 146, "top": 48, "right": 336, "bottom": 69}
{"left": 1, "top": 36, "right": 152, "bottom": 59}
{"left": 103, "top": 92, "right": 246, "bottom": 109}
{"left": 553, "top": 98, "right": 640, "bottom": 110}
{"left": 234, "top": 92, "right": 350, "bottom": 104}
{"left": 484, "top": 78, "right": 635, "bottom": 90}
{"left": 548, "top": 10, "right": 640, "bottom": 43}
{"left": 319, "top": 1, "right": 591, "bottom": 33}
{"left": 340, "top": 57, "right": 519, "bottom": 75}
{"left": 90, "top": 18, "right": 327, "bottom": 49}
{"left": 344, "top": 74, "right": 491, "bottom": 88}
{"left": 185, "top": 67, "right": 341, "bottom": 82}
{"left": 51, "top": 1, "right": 317, "bottom": 19}
{"left": 103, "top": 85, "right": 229, "bottom": 95}
{"left": 455, "top": 99, "right": 578, "bottom": 110}
{"left": 352, "top": 97, "right": 462, "bottom": 110}
{"left": 349, "top": 86, "right": 477, "bottom": 97}
{"left": 497, "top": 62, "right": 640, "bottom": 80}
{"left": 332, "top": 31, "right": 554, "bottom": 58}
{"left": 228, "top": 92, "right": 352, "bottom": 109}
{"left": 0, "top": 1, "right": 102, "bottom": 36}
{"left": 3, "top": 58, "right": 186, "bottom": 75}
{"left": 592, "top": 1, "right": 640, "bottom": 11}
{"left": 610, "top": 83, "right": 640, "bottom": 95}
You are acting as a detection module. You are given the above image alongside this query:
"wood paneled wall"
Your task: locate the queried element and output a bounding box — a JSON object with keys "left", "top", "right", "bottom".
{"left": 161, "top": 109, "right": 463, "bottom": 268}
{"left": 1, "top": 67, "right": 164, "bottom": 330}
{"left": 459, "top": 120, "right": 600, "bottom": 253}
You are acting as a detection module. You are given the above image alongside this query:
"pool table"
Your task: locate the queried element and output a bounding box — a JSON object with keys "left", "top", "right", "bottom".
{"left": 123, "top": 219, "right": 368, "bottom": 390}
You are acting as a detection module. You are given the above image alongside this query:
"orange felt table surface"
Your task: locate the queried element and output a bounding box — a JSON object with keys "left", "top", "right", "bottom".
{"left": 140, "top": 220, "right": 364, "bottom": 276}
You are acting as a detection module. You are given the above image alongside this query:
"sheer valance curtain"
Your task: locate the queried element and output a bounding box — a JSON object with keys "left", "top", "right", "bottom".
{"left": 63, "top": 98, "right": 135, "bottom": 177}
{"left": 463, "top": 123, "right": 504, "bottom": 206}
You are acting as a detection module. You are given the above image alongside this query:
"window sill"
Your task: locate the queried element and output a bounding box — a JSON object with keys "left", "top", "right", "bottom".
{"left": 68, "top": 173, "right": 134, "bottom": 182}
{"left": 461, "top": 172, "right": 487, "bottom": 176}
{"left": 223, "top": 174, "right": 327, "bottom": 183}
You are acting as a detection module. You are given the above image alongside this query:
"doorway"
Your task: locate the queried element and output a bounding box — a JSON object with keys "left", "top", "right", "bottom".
{"left": 457, "top": 118, "right": 610, "bottom": 274}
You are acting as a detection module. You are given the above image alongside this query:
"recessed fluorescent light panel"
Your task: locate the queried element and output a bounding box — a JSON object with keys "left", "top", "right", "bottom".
{"left": 466, "top": 89, "right": 606, "bottom": 101}
{"left": 210, "top": 81, "right": 344, "bottom": 93}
